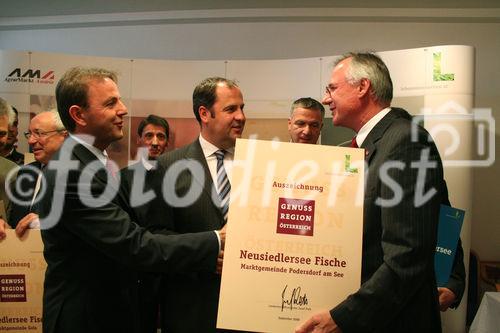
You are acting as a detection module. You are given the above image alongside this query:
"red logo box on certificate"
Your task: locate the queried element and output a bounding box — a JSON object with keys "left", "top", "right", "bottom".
{"left": 277, "top": 197, "right": 315, "bottom": 237}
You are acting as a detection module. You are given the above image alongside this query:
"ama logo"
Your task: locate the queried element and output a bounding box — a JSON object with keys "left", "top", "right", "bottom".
{"left": 5, "top": 68, "right": 55, "bottom": 84}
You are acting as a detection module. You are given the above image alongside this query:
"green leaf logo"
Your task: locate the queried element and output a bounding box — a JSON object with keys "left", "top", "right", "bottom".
{"left": 433, "top": 52, "right": 455, "bottom": 81}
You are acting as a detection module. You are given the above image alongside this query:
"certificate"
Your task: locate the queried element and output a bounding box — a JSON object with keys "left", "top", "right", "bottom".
{"left": 217, "top": 139, "right": 364, "bottom": 332}
{"left": 0, "top": 230, "right": 46, "bottom": 332}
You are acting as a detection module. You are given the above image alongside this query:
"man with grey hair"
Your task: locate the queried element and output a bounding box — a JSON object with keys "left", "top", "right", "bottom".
{"left": 38, "top": 67, "right": 224, "bottom": 333}
{"left": 0, "top": 97, "right": 18, "bottom": 234}
{"left": 288, "top": 97, "right": 324, "bottom": 144}
{"left": 296, "top": 52, "right": 446, "bottom": 333}
{"left": 7, "top": 110, "right": 68, "bottom": 236}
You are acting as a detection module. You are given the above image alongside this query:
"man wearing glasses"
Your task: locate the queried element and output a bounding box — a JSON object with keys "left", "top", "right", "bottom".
{"left": 7, "top": 110, "right": 67, "bottom": 235}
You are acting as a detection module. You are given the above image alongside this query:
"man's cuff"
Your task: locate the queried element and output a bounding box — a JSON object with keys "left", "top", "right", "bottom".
{"left": 214, "top": 230, "right": 221, "bottom": 252}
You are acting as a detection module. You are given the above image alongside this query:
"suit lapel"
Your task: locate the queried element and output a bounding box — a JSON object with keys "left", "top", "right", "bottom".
{"left": 186, "top": 140, "right": 219, "bottom": 204}
{"left": 69, "top": 137, "right": 122, "bottom": 197}
{"left": 361, "top": 108, "right": 410, "bottom": 164}
{"left": 186, "top": 140, "right": 224, "bottom": 226}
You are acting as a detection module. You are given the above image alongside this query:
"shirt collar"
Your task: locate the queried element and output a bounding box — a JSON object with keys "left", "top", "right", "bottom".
{"left": 356, "top": 107, "right": 392, "bottom": 147}
{"left": 141, "top": 157, "right": 154, "bottom": 171}
{"left": 69, "top": 133, "right": 108, "bottom": 166}
{"left": 198, "top": 134, "right": 234, "bottom": 158}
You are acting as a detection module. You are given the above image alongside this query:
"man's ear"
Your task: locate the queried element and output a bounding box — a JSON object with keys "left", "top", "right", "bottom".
{"left": 199, "top": 106, "right": 210, "bottom": 124}
{"left": 68, "top": 105, "right": 86, "bottom": 128}
{"left": 357, "top": 78, "right": 371, "bottom": 98}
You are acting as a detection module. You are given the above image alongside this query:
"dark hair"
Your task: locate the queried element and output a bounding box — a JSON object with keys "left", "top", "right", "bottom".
{"left": 192, "top": 77, "right": 239, "bottom": 123}
{"left": 137, "top": 114, "right": 170, "bottom": 140}
{"left": 290, "top": 97, "right": 325, "bottom": 118}
{"left": 334, "top": 52, "right": 393, "bottom": 104}
{"left": 55, "top": 67, "right": 118, "bottom": 132}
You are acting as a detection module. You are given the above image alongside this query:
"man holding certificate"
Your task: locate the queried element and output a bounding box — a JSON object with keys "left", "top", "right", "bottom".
{"left": 156, "top": 77, "right": 245, "bottom": 332}
{"left": 297, "top": 52, "right": 447, "bottom": 333}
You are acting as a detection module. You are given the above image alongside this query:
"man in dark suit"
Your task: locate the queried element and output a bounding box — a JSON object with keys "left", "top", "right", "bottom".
{"left": 38, "top": 67, "right": 225, "bottom": 333}
{"left": 287, "top": 97, "right": 465, "bottom": 313}
{"left": 154, "top": 77, "right": 245, "bottom": 332}
{"left": 120, "top": 114, "right": 170, "bottom": 333}
{"left": 7, "top": 110, "right": 67, "bottom": 236}
{"left": 297, "top": 52, "right": 446, "bottom": 333}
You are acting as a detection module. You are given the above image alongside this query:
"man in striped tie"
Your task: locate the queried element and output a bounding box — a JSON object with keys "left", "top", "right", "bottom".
{"left": 156, "top": 77, "right": 246, "bottom": 333}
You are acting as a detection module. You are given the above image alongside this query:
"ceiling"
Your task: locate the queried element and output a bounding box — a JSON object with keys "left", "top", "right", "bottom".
{"left": 2, "top": 0, "right": 499, "bottom": 18}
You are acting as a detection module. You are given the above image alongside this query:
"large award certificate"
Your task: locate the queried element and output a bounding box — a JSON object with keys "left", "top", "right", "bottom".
{"left": 0, "top": 230, "right": 46, "bottom": 332}
{"left": 217, "top": 139, "right": 364, "bottom": 332}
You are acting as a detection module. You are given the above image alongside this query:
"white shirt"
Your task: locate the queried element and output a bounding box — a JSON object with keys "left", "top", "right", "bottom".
{"left": 198, "top": 134, "right": 234, "bottom": 193}
{"left": 355, "top": 107, "right": 392, "bottom": 147}
{"left": 141, "top": 157, "right": 155, "bottom": 171}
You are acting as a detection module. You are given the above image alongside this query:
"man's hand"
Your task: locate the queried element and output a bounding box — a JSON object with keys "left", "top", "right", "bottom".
{"left": 0, "top": 218, "right": 7, "bottom": 240}
{"left": 15, "top": 213, "right": 39, "bottom": 238}
{"left": 216, "top": 250, "right": 224, "bottom": 274}
{"left": 438, "top": 287, "right": 457, "bottom": 311}
{"left": 295, "top": 311, "right": 342, "bottom": 333}
{"left": 219, "top": 224, "right": 226, "bottom": 249}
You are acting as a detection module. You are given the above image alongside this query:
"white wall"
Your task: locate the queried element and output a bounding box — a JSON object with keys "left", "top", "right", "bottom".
{"left": 0, "top": 14, "right": 499, "bottom": 261}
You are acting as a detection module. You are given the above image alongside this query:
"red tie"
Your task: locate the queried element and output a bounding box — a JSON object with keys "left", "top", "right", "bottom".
{"left": 350, "top": 136, "right": 358, "bottom": 148}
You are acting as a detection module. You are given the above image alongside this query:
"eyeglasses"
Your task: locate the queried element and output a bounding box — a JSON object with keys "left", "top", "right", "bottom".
{"left": 24, "top": 129, "right": 63, "bottom": 140}
{"left": 324, "top": 80, "right": 355, "bottom": 97}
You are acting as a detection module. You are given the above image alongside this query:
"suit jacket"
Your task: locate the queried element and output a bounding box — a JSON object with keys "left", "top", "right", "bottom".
{"left": 155, "top": 139, "right": 226, "bottom": 333}
{"left": 330, "top": 108, "right": 444, "bottom": 333}
{"left": 38, "top": 137, "right": 219, "bottom": 333}
{"left": 447, "top": 238, "right": 466, "bottom": 308}
{"left": 4, "top": 148, "right": 24, "bottom": 166}
{"left": 0, "top": 156, "right": 18, "bottom": 222}
{"left": 8, "top": 161, "right": 41, "bottom": 228}
{"left": 120, "top": 160, "right": 173, "bottom": 333}
{"left": 441, "top": 188, "right": 466, "bottom": 309}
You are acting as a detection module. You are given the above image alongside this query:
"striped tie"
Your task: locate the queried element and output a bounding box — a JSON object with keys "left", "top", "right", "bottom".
{"left": 215, "top": 150, "right": 231, "bottom": 224}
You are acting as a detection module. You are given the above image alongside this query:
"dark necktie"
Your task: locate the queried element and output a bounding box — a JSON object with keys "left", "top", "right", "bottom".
{"left": 214, "top": 150, "right": 231, "bottom": 224}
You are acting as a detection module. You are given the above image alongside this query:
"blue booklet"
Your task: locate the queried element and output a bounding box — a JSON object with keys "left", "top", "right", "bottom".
{"left": 434, "top": 205, "right": 465, "bottom": 286}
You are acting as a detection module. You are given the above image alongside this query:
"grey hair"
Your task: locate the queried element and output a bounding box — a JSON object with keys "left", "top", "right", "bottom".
{"left": 290, "top": 97, "right": 325, "bottom": 118}
{"left": 7, "top": 106, "right": 16, "bottom": 126}
{"left": 39, "top": 109, "right": 66, "bottom": 131}
{"left": 335, "top": 52, "right": 393, "bottom": 104}
{"left": 0, "top": 97, "right": 13, "bottom": 120}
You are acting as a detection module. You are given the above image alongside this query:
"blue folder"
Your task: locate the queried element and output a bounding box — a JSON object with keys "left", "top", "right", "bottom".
{"left": 434, "top": 204, "right": 465, "bottom": 286}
